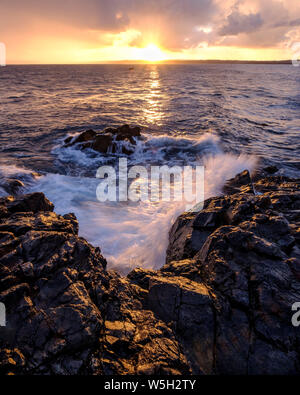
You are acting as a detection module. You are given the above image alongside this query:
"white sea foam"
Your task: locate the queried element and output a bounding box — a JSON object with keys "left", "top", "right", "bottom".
{"left": 53, "top": 132, "right": 223, "bottom": 173}
{"left": 1, "top": 133, "right": 256, "bottom": 273}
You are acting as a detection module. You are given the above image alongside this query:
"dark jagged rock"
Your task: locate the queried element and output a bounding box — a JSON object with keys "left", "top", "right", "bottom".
{"left": 162, "top": 171, "right": 300, "bottom": 374}
{"left": 0, "top": 193, "right": 189, "bottom": 375}
{"left": 92, "top": 134, "right": 113, "bottom": 153}
{"left": 0, "top": 193, "right": 54, "bottom": 218}
{"left": 64, "top": 125, "right": 142, "bottom": 155}
{"left": 263, "top": 165, "right": 279, "bottom": 175}
{"left": 73, "top": 129, "right": 97, "bottom": 144}
{"left": 1, "top": 170, "right": 300, "bottom": 375}
{"left": 223, "top": 169, "right": 254, "bottom": 195}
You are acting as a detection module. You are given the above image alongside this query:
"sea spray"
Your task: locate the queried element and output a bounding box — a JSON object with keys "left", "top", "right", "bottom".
{"left": 1, "top": 133, "right": 256, "bottom": 273}
{"left": 95, "top": 157, "right": 205, "bottom": 210}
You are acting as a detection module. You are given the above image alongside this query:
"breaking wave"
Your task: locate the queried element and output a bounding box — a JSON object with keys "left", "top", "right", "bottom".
{"left": 0, "top": 133, "right": 257, "bottom": 273}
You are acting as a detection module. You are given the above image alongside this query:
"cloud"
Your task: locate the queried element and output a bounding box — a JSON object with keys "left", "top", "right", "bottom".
{"left": 216, "top": 0, "right": 300, "bottom": 49}
{"left": 1, "top": 0, "right": 300, "bottom": 61}
{"left": 218, "top": 11, "right": 263, "bottom": 36}
{"left": 0, "top": 0, "right": 218, "bottom": 51}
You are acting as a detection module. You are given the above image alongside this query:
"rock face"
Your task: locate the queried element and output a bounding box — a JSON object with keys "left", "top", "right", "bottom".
{"left": 64, "top": 125, "right": 142, "bottom": 155}
{"left": 0, "top": 193, "right": 189, "bottom": 375}
{"left": 163, "top": 170, "right": 300, "bottom": 374}
{"left": 1, "top": 170, "right": 300, "bottom": 375}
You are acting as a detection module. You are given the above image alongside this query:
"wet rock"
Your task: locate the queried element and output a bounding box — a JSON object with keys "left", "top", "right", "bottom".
{"left": 73, "top": 129, "right": 97, "bottom": 144}
{"left": 0, "top": 179, "right": 25, "bottom": 195}
{"left": 64, "top": 125, "right": 142, "bottom": 155}
{"left": 64, "top": 136, "right": 73, "bottom": 145}
{"left": 223, "top": 169, "right": 254, "bottom": 195}
{"left": 92, "top": 134, "right": 113, "bottom": 153}
{"left": 264, "top": 165, "right": 279, "bottom": 174}
{"left": 0, "top": 348, "right": 25, "bottom": 374}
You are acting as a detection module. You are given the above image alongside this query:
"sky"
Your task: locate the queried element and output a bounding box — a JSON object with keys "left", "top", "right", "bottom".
{"left": 1, "top": 0, "right": 300, "bottom": 63}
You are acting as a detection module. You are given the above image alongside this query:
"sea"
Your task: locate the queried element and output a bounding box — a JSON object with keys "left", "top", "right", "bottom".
{"left": 0, "top": 64, "right": 299, "bottom": 272}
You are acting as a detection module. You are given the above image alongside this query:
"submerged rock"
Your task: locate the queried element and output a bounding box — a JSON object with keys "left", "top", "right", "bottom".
{"left": 0, "top": 172, "right": 41, "bottom": 197}
{"left": 64, "top": 125, "right": 142, "bottom": 155}
{"left": 0, "top": 179, "right": 25, "bottom": 196}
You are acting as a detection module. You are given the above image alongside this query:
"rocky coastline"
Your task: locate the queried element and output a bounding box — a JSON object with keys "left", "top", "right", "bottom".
{"left": 0, "top": 167, "right": 300, "bottom": 375}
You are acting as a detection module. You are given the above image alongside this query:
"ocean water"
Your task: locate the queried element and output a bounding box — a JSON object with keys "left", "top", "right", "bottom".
{"left": 0, "top": 64, "right": 299, "bottom": 272}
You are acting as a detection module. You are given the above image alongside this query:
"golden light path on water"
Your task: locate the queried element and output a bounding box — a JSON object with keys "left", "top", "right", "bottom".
{"left": 143, "top": 66, "right": 164, "bottom": 126}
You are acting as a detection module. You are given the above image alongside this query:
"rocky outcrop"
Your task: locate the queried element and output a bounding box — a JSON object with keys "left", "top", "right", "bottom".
{"left": 1, "top": 169, "right": 300, "bottom": 375}
{"left": 161, "top": 170, "right": 300, "bottom": 374}
{"left": 0, "top": 193, "right": 189, "bottom": 375}
{"left": 64, "top": 125, "right": 142, "bottom": 155}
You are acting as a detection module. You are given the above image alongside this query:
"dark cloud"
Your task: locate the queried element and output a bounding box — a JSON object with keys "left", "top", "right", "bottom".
{"left": 290, "top": 18, "right": 300, "bottom": 27}
{"left": 219, "top": 11, "right": 263, "bottom": 36}
{"left": 272, "top": 18, "right": 300, "bottom": 29}
{"left": 216, "top": 0, "right": 300, "bottom": 49}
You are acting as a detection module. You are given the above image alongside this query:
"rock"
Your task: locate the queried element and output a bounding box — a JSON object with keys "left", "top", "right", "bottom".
{"left": 148, "top": 275, "right": 214, "bottom": 374}
{"left": 0, "top": 179, "right": 25, "bottom": 195}
{"left": 64, "top": 125, "right": 142, "bottom": 156}
{"left": 264, "top": 165, "right": 279, "bottom": 174}
{"left": 0, "top": 193, "right": 190, "bottom": 375}
{"left": 0, "top": 348, "right": 25, "bottom": 375}
{"left": 167, "top": 178, "right": 274, "bottom": 263}
{"left": 64, "top": 136, "right": 73, "bottom": 145}
{"left": 223, "top": 169, "right": 254, "bottom": 195}
{"left": 73, "top": 129, "right": 97, "bottom": 144}
{"left": 1, "top": 171, "right": 300, "bottom": 375}
{"left": 0, "top": 193, "right": 54, "bottom": 215}
{"left": 115, "top": 124, "right": 141, "bottom": 138}
{"left": 92, "top": 134, "right": 113, "bottom": 153}
{"left": 164, "top": 171, "right": 300, "bottom": 374}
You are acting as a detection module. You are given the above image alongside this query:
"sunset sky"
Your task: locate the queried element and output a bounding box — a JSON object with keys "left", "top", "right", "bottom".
{"left": 1, "top": 0, "right": 300, "bottom": 64}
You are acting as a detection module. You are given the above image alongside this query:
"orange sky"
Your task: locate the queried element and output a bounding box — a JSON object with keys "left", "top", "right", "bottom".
{"left": 1, "top": 0, "right": 300, "bottom": 64}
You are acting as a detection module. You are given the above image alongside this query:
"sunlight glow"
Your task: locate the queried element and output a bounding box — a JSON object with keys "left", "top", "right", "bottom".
{"left": 138, "top": 44, "right": 167, "bottom": 62}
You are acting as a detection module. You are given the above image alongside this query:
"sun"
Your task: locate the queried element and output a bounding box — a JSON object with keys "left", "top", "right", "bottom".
{"left": 139, "top": 44, "right": 167, "bottom": 62}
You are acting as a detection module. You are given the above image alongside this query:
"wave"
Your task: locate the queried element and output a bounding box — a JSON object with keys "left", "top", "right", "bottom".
{"left": 0, "top": 132, "right": 254, "bottom": 273}
{"left": 53, "top": 132, "right": 223, "bottom": 176}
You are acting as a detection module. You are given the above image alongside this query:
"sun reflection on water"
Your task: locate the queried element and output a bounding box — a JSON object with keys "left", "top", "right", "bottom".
{"left": 143, "top": 66, "right": 164, "bottom": 125}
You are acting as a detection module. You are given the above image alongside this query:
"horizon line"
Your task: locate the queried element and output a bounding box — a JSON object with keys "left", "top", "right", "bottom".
{"left": 4, "top": 59, "right": 294, "bottom": 66}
